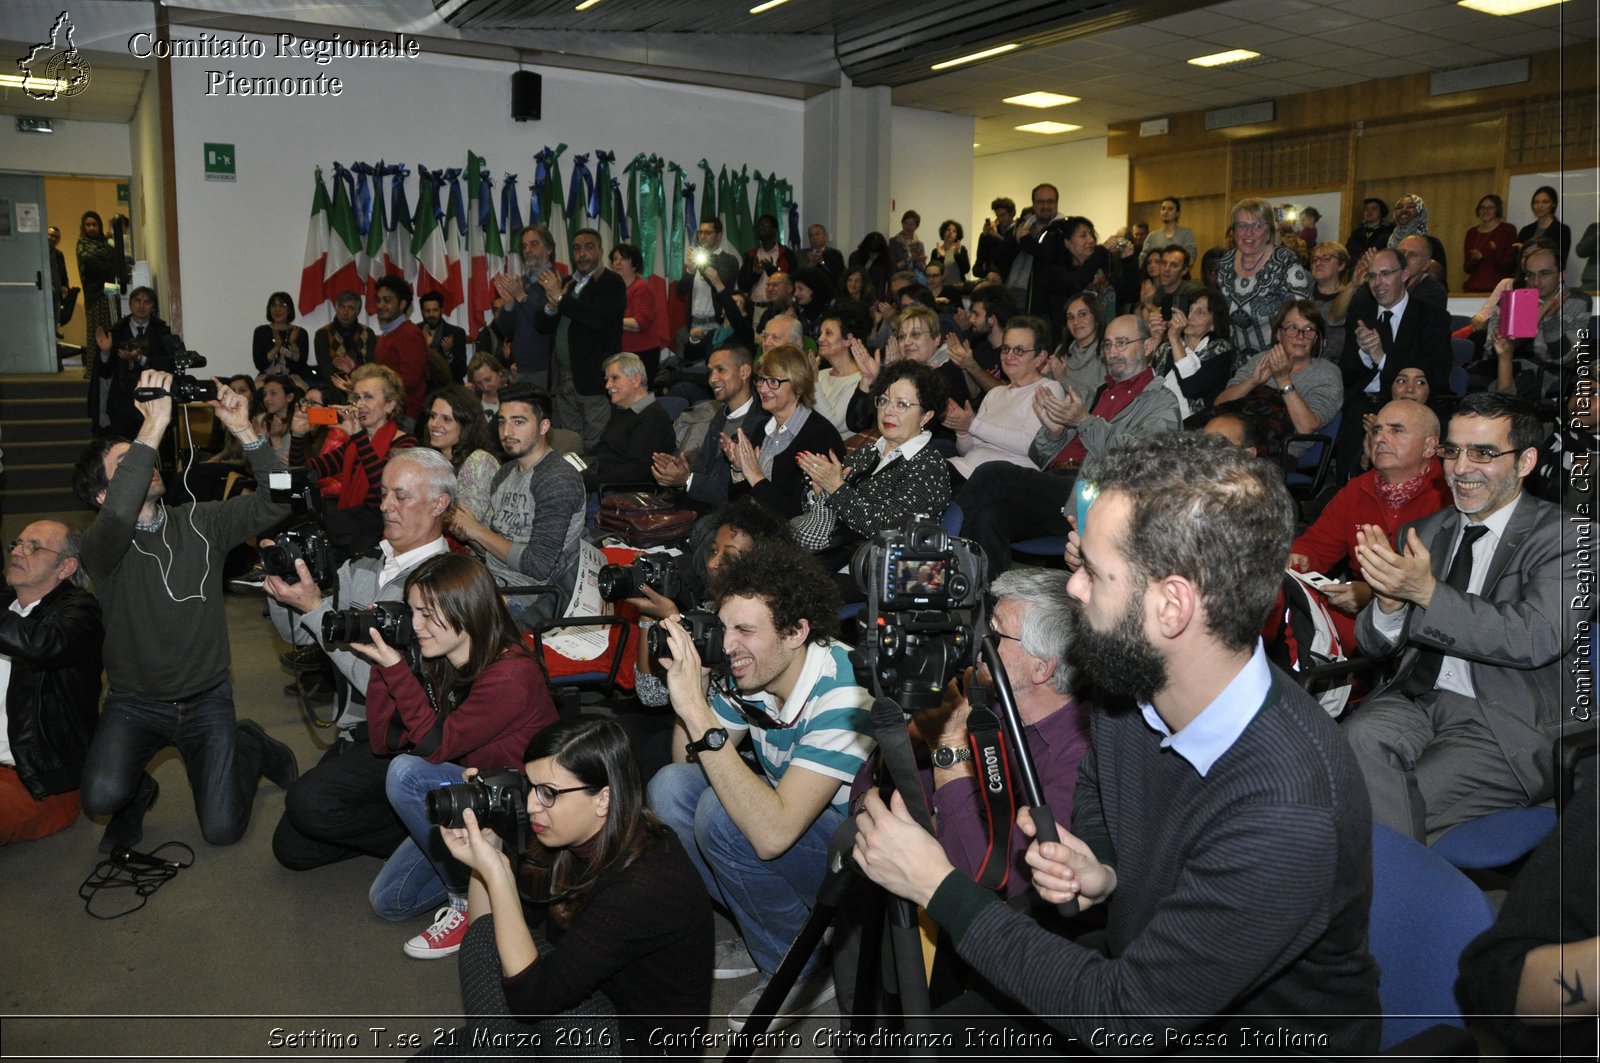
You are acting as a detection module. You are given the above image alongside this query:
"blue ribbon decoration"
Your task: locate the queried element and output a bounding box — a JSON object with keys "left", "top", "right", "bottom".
{"left": 351, "top": 161, "right": 376, "bottom": 238}
{"left": 386, "top": 164, "right": 410, "bottom": 235}
{"left": 567, "top": 152, "right": 593, "bottom": 226}
{"left": 594, "top": 149, "right": 615, "bottom": 227}
{"left": 611, "top": 178, "right": 629, "bottom": 241}
{"left": 477, "top": 166, "right": 495, "bottom": 230}
{"left": 501, "top": 174, "right": 523, "bottom": 235}
{"left": 531, "top": 149, "right": 550, "bottom": 225}
{"left": 441, "top": 169, "right": 465, "bottom": 243}
{"left": 682, "top": 180, "right": 698, "bottom": 242}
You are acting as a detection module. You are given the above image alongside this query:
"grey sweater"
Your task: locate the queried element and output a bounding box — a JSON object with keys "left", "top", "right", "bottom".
{"left": 82, "top": 438, "right": 288, "bottom": 699}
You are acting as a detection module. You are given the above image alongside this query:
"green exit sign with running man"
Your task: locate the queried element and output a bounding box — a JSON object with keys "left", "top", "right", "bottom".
{"left": 204, "top": 142, "right": 236, "bottom": 181}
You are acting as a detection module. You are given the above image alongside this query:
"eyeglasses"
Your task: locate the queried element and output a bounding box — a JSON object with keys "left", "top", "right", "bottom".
{"left": 1235, "top": 220, "right": 1269, "bottom": 232}
{"left": 530, "top": 783, "right": 594, "bottom": 808}
{"left": 753, "top": 375, "right": 790, "bottom": 390}
{"left": 1437, "top": 443, "right": 1518, "bottom": 464}
{"left": 996, "top": 345, "right": 1040, "bottom": 356}
{"left": 874, "top": 396, "right": 922, "bottom": 412}
{"left": 1104, "top": 336, "right": 1142, "bottom": 351}
{"left": 1368, "top": 267, "right": 1404, "bottom": 282}
{"left": 894, "top": 329, "right": 932, "bottom": 341}
{"left": 1311, "top": 254, "right": 1344, "bottom": 265}
{"left": 1278, "top": 324, "right": 1318, "bottom": 337}
{"left": 9, "top": 538, "right": 62, "bottom": 558}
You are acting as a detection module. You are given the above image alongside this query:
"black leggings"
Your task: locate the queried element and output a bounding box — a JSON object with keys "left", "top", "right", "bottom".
{"left": 956, "top": 463, "right": 1076, "bottom": 577}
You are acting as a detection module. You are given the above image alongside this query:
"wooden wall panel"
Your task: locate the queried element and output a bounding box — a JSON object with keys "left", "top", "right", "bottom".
{"left": 1354, "top": 116, "right": 1502, "bottom": 181}
{"left": 1129, "top": 148, "right": 1227, "bottom": 202}
{"left": 1357, "top": 170, "right": 1496, "bottom": 287}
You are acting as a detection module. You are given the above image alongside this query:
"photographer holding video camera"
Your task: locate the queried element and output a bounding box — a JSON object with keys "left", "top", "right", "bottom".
{"left": 349, "top": 553, "right": 556, "bottom": 960}
{"left": 263, "top": 448, "right": 454, "bottom": 872}
{"left": 647, "top": 544, "right": 873, "bottom": 1030}
{"left": 74, "top": 368, "right": 298, "bottom": 852}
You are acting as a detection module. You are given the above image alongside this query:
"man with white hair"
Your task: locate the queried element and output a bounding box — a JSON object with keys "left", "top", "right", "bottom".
{"left": 582, "top": 352, "right": 676, "bottom": 490}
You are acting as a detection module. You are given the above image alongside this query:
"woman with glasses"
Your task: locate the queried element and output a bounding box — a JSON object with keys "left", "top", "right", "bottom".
{"left": 1213, "top": 299, "right": 1342, "bottom": 457}
{"left": 1464, "top": 195, "right": 1518, "bottom": 293}
{"left": 845, "top": 305, "right": 972, "bottom": 449}
{"left": 1482, "top": 242, "right": 1592, "bottom": 400}
{"left": 424, "top": 385, "right": 501, "bottom": 522}
{"left": 1150, "top": 286, "right": 1234, "bottom": 418}
{"left": 1046, "top": 291, "right": 1109, "bottom": 403}
{"left": 790, "top": 361, "right": 951, "bottom": 573}
{"left": 1306, "top": 242, "right": 1354, "bottom": 366}
{"left": 252, "top": 291, "right": 310, "bottom": 380}
{"left": 946, "top": 314, "right": 1062, "bottom": 480}
{"left": 1214, "top": 198, "right": 1311, "bottom": 358}
{"left": 355, "top": 554, "right": 557, "bottom": 958}
{"left": 432, "top": 717, "right": 712, "bottom": 1055}
{"left": 723, "top": 344, "right": 844, "bottom": 519}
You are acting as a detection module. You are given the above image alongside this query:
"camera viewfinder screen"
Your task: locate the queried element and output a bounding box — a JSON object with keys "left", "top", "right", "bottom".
{"left": 893, "top": 558, "right": 947, "bottom": 597}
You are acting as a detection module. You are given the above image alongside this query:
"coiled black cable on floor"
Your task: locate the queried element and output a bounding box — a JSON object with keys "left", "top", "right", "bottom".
{"left": 78, "top": 843, "right": 196, "bottom": 920}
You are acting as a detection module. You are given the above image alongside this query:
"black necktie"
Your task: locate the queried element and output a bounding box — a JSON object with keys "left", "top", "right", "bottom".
{"left": 1402, "top": 524, "right": 1489, "bottom": 696}
{"left": 1376, "top": 310, "right": 1394, "bottom": 353}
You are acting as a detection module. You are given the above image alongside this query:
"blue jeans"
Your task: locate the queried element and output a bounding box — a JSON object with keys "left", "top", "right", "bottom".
{"left": 80, "top": 682, "right": 255, "bottom": 846}
{"left": 369, "top": 755, "right": 469, "bottom": 920}
{"left": 648, "top": 762, "right": 842, "bottom": 978}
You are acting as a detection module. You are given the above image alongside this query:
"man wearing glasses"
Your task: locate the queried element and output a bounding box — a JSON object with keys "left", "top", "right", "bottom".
{"left": 649, "top": 545, "right": 872, "bottom": 1030}
{"left": 1347, "top": 392, "right": 1585, "bottom": 842}
{"left": 1, "top": 522, "right": 103, "bottom": 845}
{"left": 1337, "top": 247, "right": 1452, "bottom": 478}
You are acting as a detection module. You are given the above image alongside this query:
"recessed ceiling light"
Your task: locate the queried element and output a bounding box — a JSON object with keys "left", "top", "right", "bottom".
{"left": 1458, "top": 0, "right": 1566, "bottom": 13}
{"left": 1188, "top": 49, "right": 1261, "bottom": 68}
{"left": 574, "top": 0, "right": 603, "bottom": 10}
{"left": 1003, "top": 91, "right": 1080, "bottom": 108}
{"left": 1015, "top": 121, "right": 1081, "bottom": 135}
{"left": 931, "top": 44, "right": 1019, "bottom": 71}
{"left": 0, "top": 73, "right": 68, "bottom": 94}
{"left": 749, "top": 0, "right": 792, "bottom": 12}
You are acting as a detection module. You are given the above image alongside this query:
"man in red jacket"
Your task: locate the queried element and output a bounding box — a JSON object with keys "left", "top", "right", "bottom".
{"left": 1289, "top": 398, "right": 1451, "bottom": 644}
{"left": 373, "top": 275, "right": 428, "bottom": 427}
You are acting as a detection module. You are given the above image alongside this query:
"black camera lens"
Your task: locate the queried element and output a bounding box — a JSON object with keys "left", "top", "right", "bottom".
{"left": 425, "top": 781, "right": 486, "bottom": 829}
{"left": 598, "top": 563, "right": 637, "bottom": 603}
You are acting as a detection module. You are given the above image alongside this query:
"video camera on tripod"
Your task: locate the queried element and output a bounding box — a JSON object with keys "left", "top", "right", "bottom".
{"left": 131, "top": 336, "right": 218, "bottom": 403}
{"left": 849, "top": 517, "right": 987, "bottom": 711}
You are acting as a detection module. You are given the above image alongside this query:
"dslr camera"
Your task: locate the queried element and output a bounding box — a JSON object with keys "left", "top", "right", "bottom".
{"left": 258, "top": 468, "right": 335, "bottom": 589}
{"left": 131, "top": 336, "right": 218, "bottom": 403}
{"left": 599, "top": 555, "right": 682, "bottom": 603}
{"left": 425, "top": 768, "right": 532, "bottom": 856}
{"left": 850, "top": 517, "right": 987, "bottom": 711}
{"left": 647, "top": 611, "right": 727, "bottom": 669}
{"left": 321, "top": 600, "right": 413, "bottom": 647}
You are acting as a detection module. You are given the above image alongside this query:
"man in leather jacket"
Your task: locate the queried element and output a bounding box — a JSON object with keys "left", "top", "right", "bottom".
{"left": 1, "top": 520, "right": 104, "bottom": 845}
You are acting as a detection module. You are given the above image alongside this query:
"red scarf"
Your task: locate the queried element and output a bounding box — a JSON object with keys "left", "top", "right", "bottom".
{"left": 1374, "top": 467, "right": 1433, "bottom": 513}
{"left": 336, "top": 420, "right": 401, "bottom": 510}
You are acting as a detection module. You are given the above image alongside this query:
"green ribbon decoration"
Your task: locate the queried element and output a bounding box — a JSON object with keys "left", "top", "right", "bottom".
{"left": 698, "top": 159, "right": 718, "bottom": 237}
{"left": 634, "top": 154, "right": 662, "bottom": 279}
{"left": 733, "top": 166, "right": 754, "bottom": 254}
{"left": 542, "top": 143, "right": 568, "bottom": 256}
{"left": 666, "top": 161, "right": 687, "bottom": 279}
{"left": 717, "top": 166, "right": 733, "bottom": 250}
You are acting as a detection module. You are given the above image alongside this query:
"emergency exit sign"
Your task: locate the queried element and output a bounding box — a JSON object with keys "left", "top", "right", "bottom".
{"left": 204, "top": 143, "right": 236, "bottom": 182}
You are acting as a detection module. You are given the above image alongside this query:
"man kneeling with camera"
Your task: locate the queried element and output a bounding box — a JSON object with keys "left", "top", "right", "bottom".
{"left": 264, "top": 449, "right": 455, "bottom": 871}
{"left": 648, "top": 544, "right": 874, "bottom": 1031}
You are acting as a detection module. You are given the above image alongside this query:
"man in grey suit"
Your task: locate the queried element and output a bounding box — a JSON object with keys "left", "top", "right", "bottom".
{"left": 1347, "top": 392, "right": 1586, "bottom": 842}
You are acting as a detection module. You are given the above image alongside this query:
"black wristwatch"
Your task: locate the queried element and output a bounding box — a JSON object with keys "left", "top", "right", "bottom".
{"left": 685, "top": 726, "right": 729, "bottom": 762}
{"left": 931, "top": 744, "right": 973, "bottom": 769}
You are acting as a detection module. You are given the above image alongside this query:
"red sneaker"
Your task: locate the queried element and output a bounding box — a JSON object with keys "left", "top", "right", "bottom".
{"left": 404, "top": 906, "right": 468, "bottom": 959}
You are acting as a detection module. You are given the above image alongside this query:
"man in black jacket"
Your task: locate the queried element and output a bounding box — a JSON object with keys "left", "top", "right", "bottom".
{"left": 1, "top": 520, "right": 104, "bottom": 845}
{"left": 419, "top": 291, "right": 469, "bottom": 383}
{"left": 533, "top": 228, "right": 626, "bottom": 452}
{"left": 652, "top": 345, "right": 770, "bottom": 510}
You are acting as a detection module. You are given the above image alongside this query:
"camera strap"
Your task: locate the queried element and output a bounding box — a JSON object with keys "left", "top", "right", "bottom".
{"left": 870, "top": 697, "right": 934, "bottom": 833}
{"left": 965, "top": 687, "right": 1016, "bottom": 894}
{"left": 385, "top": 643, "right": 450, "bottom": 758}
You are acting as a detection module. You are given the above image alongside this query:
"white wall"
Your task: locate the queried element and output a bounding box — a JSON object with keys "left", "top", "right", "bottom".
{"left": 1508, "top": 169, "right": 1597, "bottom": 287}
{"left": 0, "top": 118, "right": 132, "bottom": 179}
{"left": 971, "top": 137, "right": 1129, "bottom": 238}
{"left": 167, "top": 25, "right": 806, "bottom": 374}
{"left": 888, "top": 106, "right": 974, "bottom": 245}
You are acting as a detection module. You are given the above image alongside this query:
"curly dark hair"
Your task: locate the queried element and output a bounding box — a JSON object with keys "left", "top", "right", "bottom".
{"left": 872, "top": 360, "right": 947, "bottom": 419}
{"left": 713, "top": 497, "right": 789, "bottom": 546}
{"left": 709, "top": 541, "right": 840, "bottom": 644}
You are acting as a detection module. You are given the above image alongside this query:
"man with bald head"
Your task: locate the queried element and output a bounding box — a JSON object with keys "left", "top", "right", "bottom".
{"left": 2, "top": 520, "right": 104, "bottom": 844}
{"left": 1395, "top": 234, "right": 1448, "bottom": 310}
{"left": 1290, "top": 399, "right": 1452, "bottom": 642}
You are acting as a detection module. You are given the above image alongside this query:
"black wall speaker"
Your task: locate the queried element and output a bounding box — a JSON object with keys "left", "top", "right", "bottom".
{"left": 511, "top": 71, "right": 542, "bottom": 122}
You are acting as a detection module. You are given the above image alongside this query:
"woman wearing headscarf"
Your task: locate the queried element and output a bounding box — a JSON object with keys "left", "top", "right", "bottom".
{"left": 1386, "top": 193, "right": 1448, "bottom": 279}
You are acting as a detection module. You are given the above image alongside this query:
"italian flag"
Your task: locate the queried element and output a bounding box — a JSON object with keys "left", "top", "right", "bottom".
{"left": 324, "top": 169, "right": 363, "bottom": 304}
{"left": 412, "top": 169, "right": 450, "bottom": 308}
{"left": 384, "top": 171, "right": 415, "bottom": 298}
{"left": 297, "top": 169, "right": 330, "bottom": 315}
{"left": 363, "top": 180, "right": 388, "bottom": 316}
{"left": 441, "top": 170, "right": 466, "bottom": 314}
{"left": 466, "top": 152, "right": 505, "bottom": 329}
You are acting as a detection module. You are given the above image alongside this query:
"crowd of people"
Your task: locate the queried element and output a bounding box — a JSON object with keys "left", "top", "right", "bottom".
{"left": 4, "top": 188, "right": 1594, "bottom": 1056}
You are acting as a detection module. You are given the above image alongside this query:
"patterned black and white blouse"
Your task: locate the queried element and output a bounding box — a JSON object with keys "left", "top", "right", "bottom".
{"left": 1215, "top": 244, "right": 1310, "bottom": 358}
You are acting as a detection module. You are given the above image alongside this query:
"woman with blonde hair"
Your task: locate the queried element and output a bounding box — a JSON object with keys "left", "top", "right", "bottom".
{"left": 723, "top": 343, "right": 843, "bottom": 518}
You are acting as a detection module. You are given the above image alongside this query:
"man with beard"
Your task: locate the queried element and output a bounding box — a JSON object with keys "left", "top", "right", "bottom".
{"left": 492, "top": 224, "right": 563, "bottom": 387}
{"left": 372, "top": 275, "right": 428, "bottom": 427}
{"left": 418, "top": 291, "right": 469, "bottom": 383}
{"left": 651, "top": 345, "right": 769, "bottom": 508}
{"left": 448, "top": 385, "right": 585, "bottom": 625}
{"left": 853, "top": 432, "right": 1380, "bottom": 1052}
{"left": 1347, "top": 392, "right": 1582, "bottom": 841}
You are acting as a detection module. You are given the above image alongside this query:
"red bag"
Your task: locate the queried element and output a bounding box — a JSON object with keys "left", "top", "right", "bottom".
{"left": 597, "top": 492, "right": 698, "bottom": 548}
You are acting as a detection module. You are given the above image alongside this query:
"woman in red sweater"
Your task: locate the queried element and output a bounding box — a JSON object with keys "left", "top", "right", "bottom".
{"left": 357, "top": 554, "right": 558, "bottom": 955}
